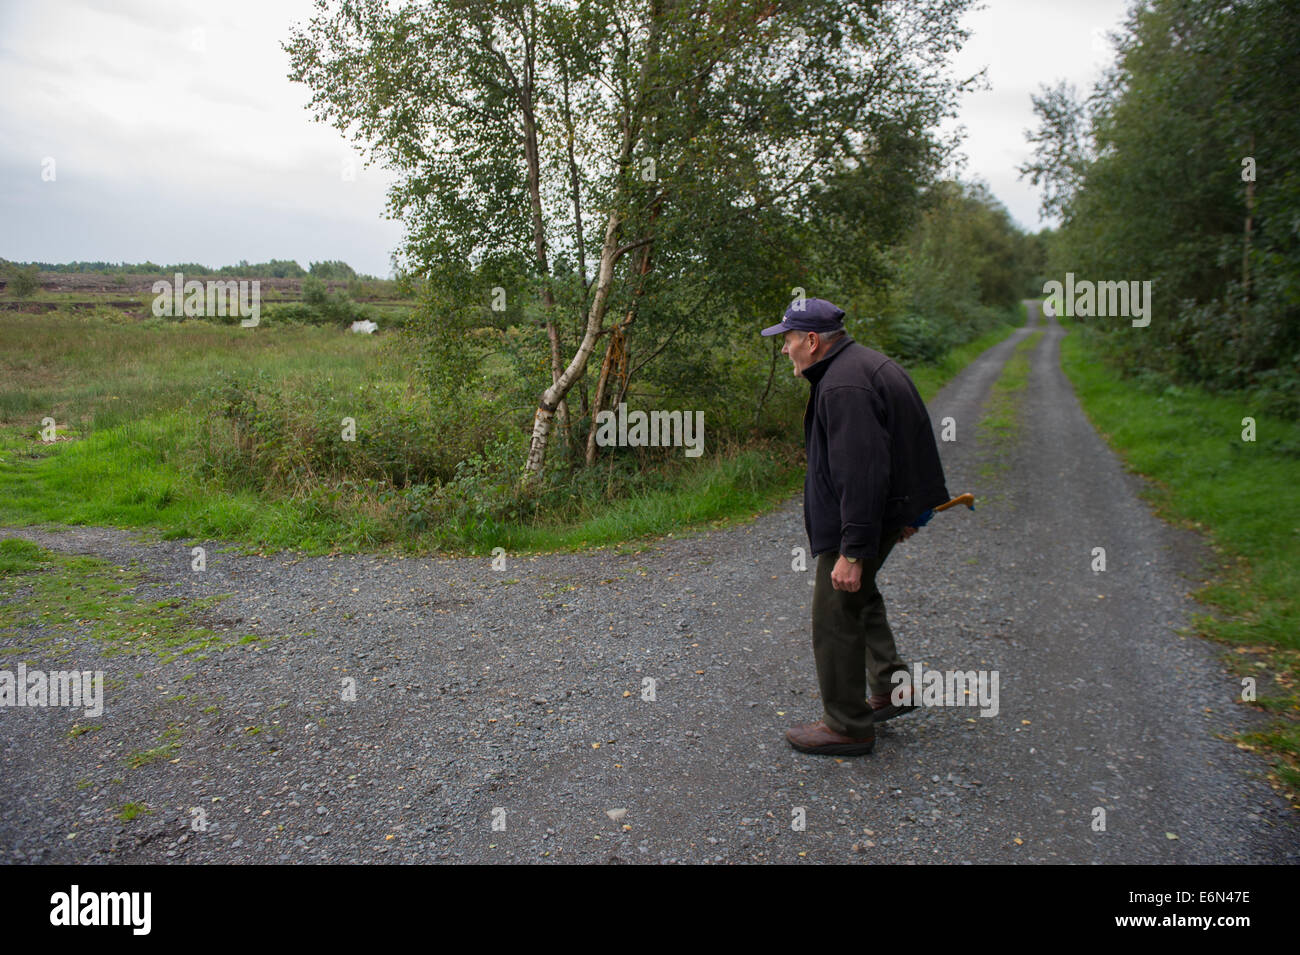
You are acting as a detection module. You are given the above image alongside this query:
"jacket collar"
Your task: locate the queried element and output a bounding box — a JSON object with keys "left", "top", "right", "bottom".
{"left": 801, "top": 335, "right": 855, "bottom": 386}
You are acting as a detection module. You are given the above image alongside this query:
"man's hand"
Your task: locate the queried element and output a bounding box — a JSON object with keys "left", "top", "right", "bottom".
{"left": 898, "top": 525, "right": 919, "bottom": 542}
{"left": 832, "top": 555, "right": 863, "bottom": 592}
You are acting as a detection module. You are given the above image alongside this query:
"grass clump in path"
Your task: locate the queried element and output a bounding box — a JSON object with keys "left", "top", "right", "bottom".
{"left": 0, "top": 537, "right": 252, "bottom": 664}
{"left": 975, "top": 330, "right": 1042, "bottom": 486}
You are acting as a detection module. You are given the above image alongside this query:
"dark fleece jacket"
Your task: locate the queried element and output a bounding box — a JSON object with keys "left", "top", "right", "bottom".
{"left": 801, "top": 335, "right": 950, "bottom": 560}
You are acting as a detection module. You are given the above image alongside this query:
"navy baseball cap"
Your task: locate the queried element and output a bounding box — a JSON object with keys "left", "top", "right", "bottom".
{"left": 760, "top": 297, "right": 846, "bottom": 336}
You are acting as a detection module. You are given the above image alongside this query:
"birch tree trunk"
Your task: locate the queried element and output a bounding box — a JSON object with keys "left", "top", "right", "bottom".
{"left": 522, "top": 10, "right": 665, "bottom": 483}
{"left": 524, "top": 209, "right": 625, "bottom": 481}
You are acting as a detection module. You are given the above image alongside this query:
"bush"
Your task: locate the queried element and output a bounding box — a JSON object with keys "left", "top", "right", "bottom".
{"left": 408, "top": 433, "right": 531, "bottom": 535}
{"left": 886, "top": 314, "right": 949, "bottom": 364}
{"left": 190, "top": 371, "right": 483, "bottom": 496}
{"left": 8, "top": 265, "right": 39, "bottom": 298}
{"left": 298, "top": 276, "right": 369, "bottom": 325}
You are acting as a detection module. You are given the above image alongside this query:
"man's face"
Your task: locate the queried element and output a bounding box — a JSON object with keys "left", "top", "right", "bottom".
{"left": 782, "top": 329, "right": 819, "bottom": 377}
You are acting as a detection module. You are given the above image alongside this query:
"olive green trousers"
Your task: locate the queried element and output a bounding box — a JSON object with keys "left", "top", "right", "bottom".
{"left": 811, "top": 528, "right": 906, "bottom": 738}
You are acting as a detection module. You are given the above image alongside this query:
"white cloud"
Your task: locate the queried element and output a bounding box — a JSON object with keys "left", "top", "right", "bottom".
{"left": 940, "top": 0, "right": 1131, "bottom": 230}
{"left": 0, "top": 0, "right": 1132, "bottom": 274}
{"left": 0, "top": 0, "right": 401, "bottom": 275}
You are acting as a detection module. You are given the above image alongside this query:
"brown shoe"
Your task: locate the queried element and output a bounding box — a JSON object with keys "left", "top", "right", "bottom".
{"left": 869, "top": 683, "right": 918, "bottom": 722}
{"left": 785, "top": 720, "right": 875, "bottom": 756}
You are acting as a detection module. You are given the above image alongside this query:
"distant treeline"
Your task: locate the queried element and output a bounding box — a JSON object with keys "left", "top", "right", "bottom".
{"left": 3, "top": 259, "right": 376, "bottom": 280}
{"left": 1023, "top": 0, "right": 1299, "bottom": 416}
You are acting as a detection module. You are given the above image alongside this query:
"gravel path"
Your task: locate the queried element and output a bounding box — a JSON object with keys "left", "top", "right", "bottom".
{"left": 2, "top": 303, "right": 1295, "bottom": 864}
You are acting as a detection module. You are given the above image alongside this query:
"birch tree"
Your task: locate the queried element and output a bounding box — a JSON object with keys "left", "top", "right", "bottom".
{"left": 286, "top": 0, "right": 975, "bottom": 482}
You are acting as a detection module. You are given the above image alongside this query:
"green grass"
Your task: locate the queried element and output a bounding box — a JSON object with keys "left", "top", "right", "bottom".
{"left": 0, "top": 312, "right": 396, "bottom": 551}
{"left": 125, "top": 742, "right": 179, "bottom": 769}
{"left": 0, "top": 312, "right": 387, "bottom": 436}
{"left": 0, "top": 308, "right": 1022, "bottom": 555}
{"left": 975, "top": 329, "right": 1042, "bottom": 482}
{"left": 0, "top": 536, "right": 45, "bottom": 574}
{"left": 1060, "top": 321, "right": 1300, "bottom": 804}
{"left": 116, "top": 802, "right": 151, "bottom": 821}
{"left": 452, "top": 446, "right": 806, "bottom": 553}
{"left": 0, "top": 537, "right": 252, "bottom": 661}
{"left": 0, "top": 409, "right": 383, "bottom": 551}
{"left": 125, "top": 721, "right": 188, "bottom": 769}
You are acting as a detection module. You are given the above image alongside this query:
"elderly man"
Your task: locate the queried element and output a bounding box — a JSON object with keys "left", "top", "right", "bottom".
{"left": 761, "top": 298, "right": 950, "bottom": 756}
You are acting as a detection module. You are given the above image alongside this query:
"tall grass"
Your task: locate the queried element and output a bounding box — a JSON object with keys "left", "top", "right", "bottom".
{"left": 1, "top": 309, "right": 1020, "bottom": 556}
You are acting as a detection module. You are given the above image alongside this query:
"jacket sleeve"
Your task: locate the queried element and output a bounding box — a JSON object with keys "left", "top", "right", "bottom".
{"left": 821, "top": 383, "right": 890, "bottom": 560}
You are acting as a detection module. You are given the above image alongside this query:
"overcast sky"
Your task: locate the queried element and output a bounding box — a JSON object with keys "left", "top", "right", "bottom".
{"left": 0, "top": 0, "right": 1130, "bottom": 278}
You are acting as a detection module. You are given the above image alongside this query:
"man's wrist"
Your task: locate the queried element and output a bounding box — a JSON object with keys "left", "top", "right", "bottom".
{"left": 842, "top": 555, "right": 859, "bottom": 564}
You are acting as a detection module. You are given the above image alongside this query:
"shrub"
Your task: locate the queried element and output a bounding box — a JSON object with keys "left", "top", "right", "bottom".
{"left": 8, "top": 265, "right": 38, "bottom": 298}
{"left": 886, "top": 314, "right": 949, "bottom": 365}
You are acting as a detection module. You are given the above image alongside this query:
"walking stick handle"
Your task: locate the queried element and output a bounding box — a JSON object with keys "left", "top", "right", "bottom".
{"left": 934, "top": 492, "right": 975, "bottom": 512}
